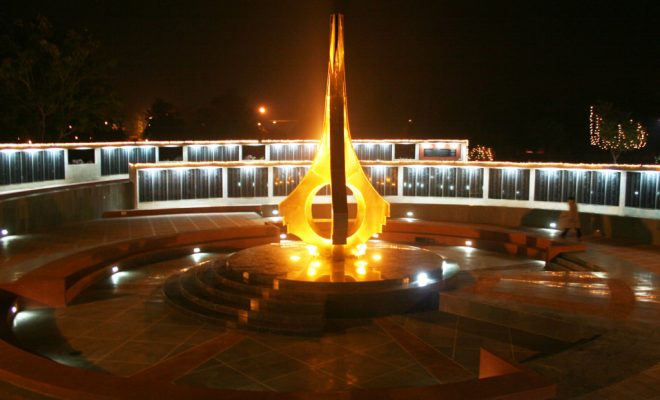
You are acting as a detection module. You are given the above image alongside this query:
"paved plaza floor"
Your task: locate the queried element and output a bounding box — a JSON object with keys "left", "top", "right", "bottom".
{"left": 1, "top": 213, "right": 659, "bottom": 398}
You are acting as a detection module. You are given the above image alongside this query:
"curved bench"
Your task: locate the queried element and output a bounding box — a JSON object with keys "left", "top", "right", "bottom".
{"left": 1, "top": 224, "right": 280, "bottom": 307}
{"left": 380, "top": 219, "right": 586, "bottom": 265}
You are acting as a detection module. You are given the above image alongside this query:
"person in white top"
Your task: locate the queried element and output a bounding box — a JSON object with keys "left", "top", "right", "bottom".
{"left": 559, "top": 196, "right": 581, "bottom": 240}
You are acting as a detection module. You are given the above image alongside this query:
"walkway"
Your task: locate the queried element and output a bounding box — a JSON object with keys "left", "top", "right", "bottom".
{"left": 0, "top": 214, "right": 658, "bottom": 398}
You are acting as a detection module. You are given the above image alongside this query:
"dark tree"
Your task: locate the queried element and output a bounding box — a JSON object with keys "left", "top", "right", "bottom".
{"left": 192, "top": 90, "right": 256, "bottom": 140}
{"left": 0, "top": 16, "right": 120, "bottom": 142}
{"left": 142, "top": 99, "right": 185, "bottom": 140}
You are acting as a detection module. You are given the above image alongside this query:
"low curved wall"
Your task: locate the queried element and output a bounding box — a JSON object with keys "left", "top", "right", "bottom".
{"left": 301, "top": 202, "right": 660, "bottom": 245}
{"left": 1, "top": 181, "right": 658, "bottom": 245}
{"left": 0, "top": 180, "right": 132, "bottom": 235}
{"left": 388, "top": 203, "right": 660, "bottom": 245}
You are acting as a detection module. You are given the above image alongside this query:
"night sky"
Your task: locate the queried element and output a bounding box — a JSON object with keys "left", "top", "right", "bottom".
{"left": 3, "top": 1, "right": 659, "bottom": 161}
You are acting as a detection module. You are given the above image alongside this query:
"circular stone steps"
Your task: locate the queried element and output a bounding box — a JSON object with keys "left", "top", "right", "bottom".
{"left": 164, "top": 242, "right": 445, "bottom": 335}
{"left": 163, "top": 263, "right": 326, "bottom": 335}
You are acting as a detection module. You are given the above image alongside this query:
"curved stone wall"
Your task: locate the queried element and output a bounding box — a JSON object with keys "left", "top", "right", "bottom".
{"left": 0, "top": 180, "right": 131, "bottom": 235}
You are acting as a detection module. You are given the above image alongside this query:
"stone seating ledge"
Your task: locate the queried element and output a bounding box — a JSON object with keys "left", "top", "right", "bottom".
{"left": 0, "top": 224, "right": 280, "bottom": 308}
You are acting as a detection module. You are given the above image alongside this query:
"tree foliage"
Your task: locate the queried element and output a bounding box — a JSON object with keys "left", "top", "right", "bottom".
{"left": 192, "top": 90, "right": 256, "bottom": 140}
{"left": 142, "top": 99, "right": 185, "bottom": 140}
{"left": 589, "top": 102, "right": 647, "bottom": 164}
{"left": 0, "top": 16, "right": 121, "bottom": 142}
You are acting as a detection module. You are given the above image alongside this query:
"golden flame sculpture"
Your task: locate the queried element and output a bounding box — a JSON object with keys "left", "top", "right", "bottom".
{"left": 279, "top": 14, "right": 389, "bottom": 257}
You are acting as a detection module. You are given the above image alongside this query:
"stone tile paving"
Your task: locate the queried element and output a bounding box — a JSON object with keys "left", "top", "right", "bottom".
{"left": 10, "top": 248, "right": 582, "bottom": 393}
{"left": 4, "top": 217, "right": 660, "bottom": 398}
{"left": 0, "top": 212, "right": 261, "bottom": 283}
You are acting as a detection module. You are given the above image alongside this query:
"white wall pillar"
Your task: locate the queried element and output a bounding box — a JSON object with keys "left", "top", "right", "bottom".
{"left": 397, "top": 166, "right": 404, "bottom": 197}
{"left": 618, "top": 171, "right": 627, "bottom": 215}
{"left": 222, "top": 167, "right": 229, "bottom": 199}
{"left": 482, "top": 167, "right": 489, "bottom": 199}
{"left": 528, "top": 168, "right": 536, "bottom": 201}
{"left": 267, "top": 166, "right": 274, "bottom": 198}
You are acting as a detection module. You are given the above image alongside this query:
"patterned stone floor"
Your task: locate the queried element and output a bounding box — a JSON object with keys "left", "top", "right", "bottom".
{"left": 12, "top": 250, "right": 571, "bottom": 392}
{"left": 1, "top": 213, "right": 659, "bottom": 398}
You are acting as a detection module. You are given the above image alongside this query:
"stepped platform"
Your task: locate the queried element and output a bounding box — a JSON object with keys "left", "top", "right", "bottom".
{"left": 163, "top": 242, "right": 444, "bottom": 334}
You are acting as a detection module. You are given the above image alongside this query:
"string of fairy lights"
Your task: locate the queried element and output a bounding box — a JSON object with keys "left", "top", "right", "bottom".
{"left": 468, "top": 145, "right": 495, "bottom": 161}
{"left": 589, "top": 105, "right": 647, "bottom": 151}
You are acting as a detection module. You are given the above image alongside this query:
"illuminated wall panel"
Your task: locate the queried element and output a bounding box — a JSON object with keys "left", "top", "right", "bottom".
{"left": 488, "top": 168, "right": 530, "bottom": 200}
{"left": 101, "top": 146, "right": 156, "bottom": 175}
{"left": 186, "top": 145, "right": 239, "bottom": 162}
{"left": 269, "top": 144, "right": 317, "bottom": 161}
{"left": 403, "top": 167, "right": 483, "bottom": 198}
{"left": 138, "top": 168, "right": 223, "bottom": 202}
{"left": 227, "top": 167, "right": 268, "bottom": 197}
{"left": 274, "top": 166, "right": 308, "bottom": 196}
{"left": 354, "top": 143, "right": 393, "bottom": 161}
{"left": 534, "top": 169, "right": 619, "bottom": 206}
{"left": 626, "top": 172, "right": 660, "bottom": 209}
{"left": 0, "top": 149, "right": 65, "bottom": 185}
{"left": 363, "top": 166, "right": 398, "bottom": 196}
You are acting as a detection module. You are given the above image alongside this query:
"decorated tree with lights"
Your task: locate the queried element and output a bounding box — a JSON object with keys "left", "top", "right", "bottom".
{"left": 468, "top": 145, "right": 495, "bottom": 161}
{"left": 589, "top": 102, "right": 647, "bottom": 164}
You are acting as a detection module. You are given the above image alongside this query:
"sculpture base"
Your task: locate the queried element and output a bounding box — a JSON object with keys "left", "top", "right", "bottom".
{"left": 226, "top": 241, "right": 443, "bottom": 283}
{"left": 163, "top": 241, "right": 444, "bottom": 333}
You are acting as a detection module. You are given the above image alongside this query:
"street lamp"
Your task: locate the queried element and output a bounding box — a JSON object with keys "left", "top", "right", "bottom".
{"left": 257, "top": 105, "right": 268, "bottom": 142}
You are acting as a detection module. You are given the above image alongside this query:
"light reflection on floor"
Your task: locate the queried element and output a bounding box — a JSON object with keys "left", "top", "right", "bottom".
{"left": 8, "top": 243, "right": 660, "bottom": 398}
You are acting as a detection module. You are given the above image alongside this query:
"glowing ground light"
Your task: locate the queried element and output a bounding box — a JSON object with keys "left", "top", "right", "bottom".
{"left": 355, "top": 243, "right": 367, "bottom": 256}
{"left": 10, "top": 306, "right": 17, "bottom": 314}
{"left": 272, "top": 209, "right": 279, "bottom": 216}
{"left": 549, "top": 222, "right": 557, "bottom": 229}
{"left": 306, "top": 245, "right": 318, "bottom": 256}
{"left": 307, "top": 261, "right": 321, "bottom": 277}
{"left": 290, "top": 255, "right": 301, "bottom": 262}
{"left": 280, "top": 233, "right": 287, "bottom": 239}
{"left": 371, "top": 254, "right": 382, "bottom": 261}
{"left": 465, "top": 240, "right": 473, "bottom": 247}
{"left": 1, "top": 229, "right": 8, "bottom": 236}
{"left": 406, "top": 211, "right": 414, "bottom": 217}
{"left": 193, "top": 247, "right": 201, "bottom": 254}
{"left": 416, "top": 272, "right": 430, "bottom": 287}
{"left": 356, "top": 260, "right": 368, "bottom": 275}
{"left": 111, "top": 266, "right": 119, "bottom": 273}
{"left": 372, "top": 233, "right": 379, "bottom": 239}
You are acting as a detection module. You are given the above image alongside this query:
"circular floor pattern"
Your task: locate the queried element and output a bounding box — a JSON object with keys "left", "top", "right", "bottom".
{"left": 11, "top": 246, "right": 583, "bottom": 394}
